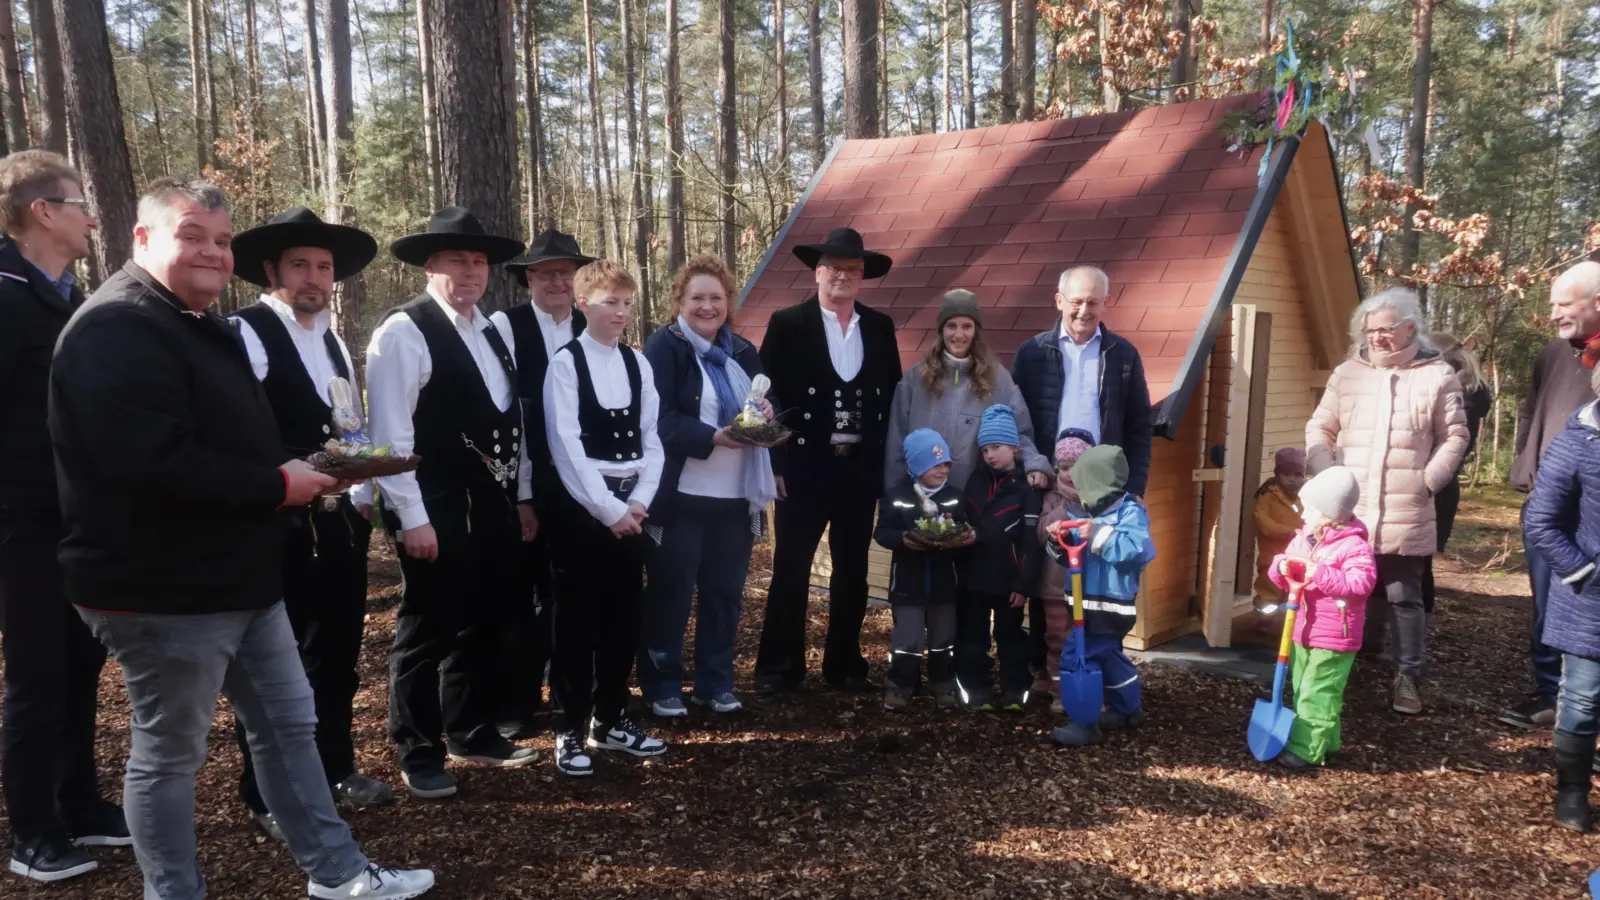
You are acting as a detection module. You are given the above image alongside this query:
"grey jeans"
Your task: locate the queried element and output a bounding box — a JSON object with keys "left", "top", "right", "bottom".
{"left": 1364, "top": 554, "right": 1427, "bottom": 679}
{"left": 77, "top": 602, "right": 367, "bottom": 900}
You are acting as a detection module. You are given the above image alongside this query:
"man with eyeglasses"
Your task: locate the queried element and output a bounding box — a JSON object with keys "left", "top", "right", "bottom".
{"left": 489, "top": 230, "right": 595, "bottom": 738}
{"left": 0, "top": 150, "right": 129, "bottom": 884}
{"left": 754, "top": 227, "right": 902, "bottom": 695}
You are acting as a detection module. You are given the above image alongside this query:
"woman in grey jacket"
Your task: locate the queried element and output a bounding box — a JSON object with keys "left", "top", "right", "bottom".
{"left": 883, "top": 290, "right": 1051, "bottom": 492}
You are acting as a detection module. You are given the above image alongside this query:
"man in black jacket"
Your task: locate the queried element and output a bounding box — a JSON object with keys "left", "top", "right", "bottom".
{"left": 755, "top": 227, "right": 902, "bottom": 694}
{"left": 1499, "top": 259, "right": 1600, "bottom": 730}
{"left": 1010, "top": 266, "right": 1153, "bottom": 498}
{"left": 0, "top": 150, "right": 128, "bottom": 884}
{"left": 51, "top": 178, "right": 432, "bottom": 900}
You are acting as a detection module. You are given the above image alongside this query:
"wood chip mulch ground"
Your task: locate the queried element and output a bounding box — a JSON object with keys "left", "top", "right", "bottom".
{"left": 2, "top": 490, "right": 1595, "bottom": 898}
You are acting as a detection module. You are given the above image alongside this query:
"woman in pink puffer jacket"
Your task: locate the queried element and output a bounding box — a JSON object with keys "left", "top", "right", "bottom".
{"left": 1267, "top": 466, "right": 1378, "bottom": 770}
{"left": 1305, "top": 288, "right": 1468, "bottom": 716}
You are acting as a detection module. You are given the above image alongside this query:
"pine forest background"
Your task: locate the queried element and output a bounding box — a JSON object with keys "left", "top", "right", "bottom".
{"left": 10, "top": 0, "right": 1600, "bottom": 481}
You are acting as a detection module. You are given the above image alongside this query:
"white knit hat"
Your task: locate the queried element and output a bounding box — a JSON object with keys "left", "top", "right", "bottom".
{"left": 1300, "top": 466, "right": 1360, "bottom": 524}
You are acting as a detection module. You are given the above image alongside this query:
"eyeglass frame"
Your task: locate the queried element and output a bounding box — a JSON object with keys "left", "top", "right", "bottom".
{"left": 40, "top": 196, "right": 96, "bottom": 217}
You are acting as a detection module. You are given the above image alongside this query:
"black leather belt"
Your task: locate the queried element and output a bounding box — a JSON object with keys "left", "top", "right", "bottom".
{"left": 830, "top": 442, "right": 858, "bottom": 457}
{"left": 604, "top": 474, "right": 638, "bottom": 500}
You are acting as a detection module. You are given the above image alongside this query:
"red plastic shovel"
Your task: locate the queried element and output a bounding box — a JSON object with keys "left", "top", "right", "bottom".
{"left": 1052, "top": 520, "right": 1103, "bottom": 726}
{"left": 1248, "top": 579, "right": 1305, "bottom": 762}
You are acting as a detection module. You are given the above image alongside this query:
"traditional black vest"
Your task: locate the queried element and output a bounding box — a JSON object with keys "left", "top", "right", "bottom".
{"left": 391, "top": 295, "right": 521, "bottom": 500}
{"left": 501, "top": 303, "right": 585, "bottom": 465}
{"left": 820, "top": 364, "right": 867, "bottom": 438}
{"left": 565, "top": 338, "right": 643, "bottom": 463}
{"left": 231, "top": 303, "right": 350, "bottom": 457}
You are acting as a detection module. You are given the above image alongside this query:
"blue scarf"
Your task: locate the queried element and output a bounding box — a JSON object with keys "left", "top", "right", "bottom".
{"left": 679, "top": 316, "right": 749, "bottom": 427}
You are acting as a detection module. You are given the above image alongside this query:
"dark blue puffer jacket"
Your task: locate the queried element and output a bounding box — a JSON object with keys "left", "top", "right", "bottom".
{"left": 1527, "top": 401, "right": 1600, "bottom": 659}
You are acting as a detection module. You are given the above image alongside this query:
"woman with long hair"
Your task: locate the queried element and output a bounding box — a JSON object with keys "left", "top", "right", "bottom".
{"left": 1423, "top": 332, "right": 1494, "bottom": 613}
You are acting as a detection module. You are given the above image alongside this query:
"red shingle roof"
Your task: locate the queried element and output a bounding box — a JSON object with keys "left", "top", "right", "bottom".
{"left": 736, "top": 96, "right": 1269, "bottom": 401}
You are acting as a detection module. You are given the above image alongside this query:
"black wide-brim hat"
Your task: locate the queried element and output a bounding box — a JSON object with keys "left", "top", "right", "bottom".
{"left": 505, "top": 228, "right": 596, "bottom": 279}
{"left": 792, "top": 226, "right": 893, "bottom": 280}
{"left": 389, "top": 206, "right": 525, "bottom": 267}
{"left": 231, "top": 207, "right": 379, "bottom": 288}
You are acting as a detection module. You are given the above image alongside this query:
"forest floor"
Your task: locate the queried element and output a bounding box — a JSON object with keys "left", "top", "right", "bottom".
{"left": 3, "top": 486, "right": 1597, "bottom": 899}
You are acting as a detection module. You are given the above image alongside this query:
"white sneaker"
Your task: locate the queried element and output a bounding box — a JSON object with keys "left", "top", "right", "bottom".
{"left": 555, "top": 731, "right": 595, "bottom": 777}
{"left": 650, "top": 697, "right": 689, "bottom": 718}
{"left": 308, "top": 863, "right": 434, "bottom": 898}
{"left": 588, "top": 713, "right": 668, "bottom": 757}
{"left": 691, "top": 692, "right": 744, "bottom": 713}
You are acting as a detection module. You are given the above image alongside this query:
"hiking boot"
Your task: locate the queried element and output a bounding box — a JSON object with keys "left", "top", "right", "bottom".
{"left": 1051, "top": 721, "right": 1101, "bottom": 747}
{"left": 67, "top": 800, "right": 132, "bottom": 847}
{"left": 1001, "top": 690, "right": 1028, "bottom": 713}
{"left": 1392, "top": 675, "right": 1423, "bottom": 715}
{"left": 1555, "top": 730, "right": 1596, "bottom": 833}
{"left": 690, "top": 692, "right": 744, "bottom": 714}
{"left": 251, "top": 810, "right": 287, "bottom": 843}
{"left": 447, "top": 736, "right": 539, "bottom": 768}
{"left": 1099, "top": 709, "right": 1146, "bottom": 730}
{"left": 883, "top": 685, "right": 912, "bottom": 712}
{"left": 650, "top": 697, "right": 690, "bottom": 718}
{"left": 400, "top": 769, "right": 458, "bottom": 800}
{"left": 826, "top": 675, "right": 875, "bottom": 693}
{"left": 933, "top": 687, "right": 961, "bottom": 710}
{"left": 554, "top": 731, "right": 594, "bottom": 777}
{"left": 589, "top": 713, "right": 668, "bottom": 757}
{"left": 308, "top": 863, "right": 435, "bottom": 899}
{"left": 1274, "top": 749, "right": 1311, "bottom": 771}
{"left": 1498, "top": 696, "right": 1557, "bottom": 731}
{"left": 332, "top": 774, "right": 395, "bottom": 811}
{"left": 9, "top": 835, "right": 97, "bottom": 883}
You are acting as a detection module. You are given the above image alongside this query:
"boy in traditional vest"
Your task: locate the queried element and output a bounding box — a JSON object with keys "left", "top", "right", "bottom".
{"left": 543, "top": 260, "right": 667, "bottom": 776}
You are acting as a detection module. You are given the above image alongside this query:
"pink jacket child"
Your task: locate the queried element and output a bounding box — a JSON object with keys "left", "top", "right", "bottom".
{"left": 1263, "top": 466, "right": 1378, "bottom": 769}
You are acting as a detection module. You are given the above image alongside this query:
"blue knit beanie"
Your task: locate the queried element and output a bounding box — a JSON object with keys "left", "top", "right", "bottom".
{"left": 977, "top": 404, "right": 1020, "bottom": 448}
{"left": 903, "top": 428, "right": 952, "bottom": 480}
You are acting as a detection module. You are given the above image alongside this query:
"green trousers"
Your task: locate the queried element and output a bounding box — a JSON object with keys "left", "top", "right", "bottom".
{"left": 1286, "top": 644, "right": 1355, "bottom": 765}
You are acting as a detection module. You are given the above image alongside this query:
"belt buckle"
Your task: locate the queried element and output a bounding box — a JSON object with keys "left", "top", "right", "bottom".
{"left": 832, "top": 443, "right": 853, "bottom": 457}
{"left": 320, "top": 495, "right": 340, "bottom": 513}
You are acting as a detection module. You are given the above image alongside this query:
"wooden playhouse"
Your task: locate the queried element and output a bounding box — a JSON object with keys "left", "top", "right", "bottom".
{"left": 735, "top": 96, "right": 1363, "bottom": 649}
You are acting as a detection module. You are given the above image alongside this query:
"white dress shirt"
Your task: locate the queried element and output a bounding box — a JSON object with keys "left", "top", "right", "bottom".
{"left": 676, "top": 359, "right": 745, "bottom": 499}
{"left": 489, "top": 302, "right": 574, "bottom": 362}
{"left": 235, "top": 294, "right": 370, "bottom": 505}
{"left": 820, "top": 304, "right": 864, "bottom": 443}
{"left": 543, "top": 331, "right": 665, "bottom": 526}
{"left": 365, "top": 288, "right": 533, "bottom": 531}
{"left": 1057, "top": 324, "right": 1103, "bottom": 444}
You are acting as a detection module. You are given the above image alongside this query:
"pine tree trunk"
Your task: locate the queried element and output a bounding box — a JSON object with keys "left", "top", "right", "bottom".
{"left": 1, "top": 1, "right": 28, "bottom": 151}
{"left": 1258, "top": 0, "right": 1273, "bottom": 88}
{"left": 30, "top": 0, "right": 67, "bottom": 154}
{"left": 143, "top": 55, "right": 170, "bottom": 177}
{"left": 322, "top": 0, "right": 365, "bottom": 363}
{"left": 186, "top": 0, "right": 207, "bottom": 167}
{"left": 638, "top": 2, "right": 654, "bottom": 320}
{"left": 302, "top": 0, "right": 325, "bottom": 188}
{"left": 580, "top": 0, "right": 610, "bottom": 260}
{"left": 775, "top": 0, "right": 787, "bottom": 193}
{"left": 807, "top": 0, "right": 824, "bottom": 161}
{"left": 1400, "top": 0, "right": 1433, "bottom": 305}
{"left": 941, "top": 0, "right": 951, "bottom": 131}
{"left": 1098, "top": 12, "right": 1120, "bottom": 111}
{"left": 270, "top": 0, "right": 305, "bottom": 186}
{"left": 623, "top": 0, "right": 651, "bottom": 330}
{"left": 666, "top": 0, "right": 686, "bottom": 272}
{"left": 1169, "top": 0, "right": 1193, "bottom": 101}
{"left": 243, "top": 0, "right": 264, "bottom": 218}
{"left": 498, "top": 0, "right": 519, "bottom": 231}
{"left": 427, "top": 0, "right": 520, "bottom": 312}
{"left": 960, "top": 0, "right": 974, "bottom": 128}
{"left": 718, "top": 0, "right": 737, "bottom": 269}
{"left": 522, "top": 0, "right": 545, "bottom": 233}
{"left": 202, "top": 2, "right": 217, "bottom": 149}
{"left": 877, "top": 1, "right": 887, "bottom": 135}
{"left": 842, "top": 0, "right": 879, "bottom": 139}
{"left": 998, "top": 0, "right": 1015, "bottom": 123}
{"left": 1018, "top": 0, "right": 1035, "bottom": 118}
{"left": 52, "top": 0, "right": 134, "bottom": 286}
{"left": 416, "top": 0, "right": 441, "bottom": 209}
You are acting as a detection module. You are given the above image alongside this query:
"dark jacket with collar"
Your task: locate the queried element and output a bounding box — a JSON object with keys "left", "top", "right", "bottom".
{"left": 1010, "top": 324, "right": 1154, "bottom": 497}
{"left": 1511, "top": 338, "right": 1595, "bottom": 493}
{"left": 757, "top": 295, "right": 901, "bottom": 493}
{"left": 499, "top": 302, "right": 586, "bottom": 466}
{"left": 0, "top": 236, "right": 84, "bottom": 523}
{"left": 49, "top": 262, "right": 290, "bottom": 614}
{"left": 962, "top": 465, "right": 1043, "bottom": 597}
{"left": 873, "top": 480, "right": 967, "bottom": 607}
{"left": 642, "top": 322, "right": 764, "bottom": 526}
{"left": 1526, "top": 402, "right": 1600, "bottom": 658}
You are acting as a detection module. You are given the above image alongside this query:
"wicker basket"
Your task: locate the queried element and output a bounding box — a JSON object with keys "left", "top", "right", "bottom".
{"left": 306, "top": 451, "right": 421, "bottom": 479}
{"left": 911, "top": 524, "right": 973, "bottom": 550}
{"left": 725, "top": 421, "right": 794, "bottom": 446}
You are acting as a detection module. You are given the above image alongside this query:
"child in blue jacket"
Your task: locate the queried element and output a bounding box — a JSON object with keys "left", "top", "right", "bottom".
{"left": 1045, "top": 444, "right": 1156, "bottom": 747}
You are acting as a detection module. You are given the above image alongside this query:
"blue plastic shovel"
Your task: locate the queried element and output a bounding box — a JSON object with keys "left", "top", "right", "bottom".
{"left": 1054, "top": 522, "right": 1103, "bottom": 725}
{"left": 1248, "top": 581, "right": 1305, "bottom": 762}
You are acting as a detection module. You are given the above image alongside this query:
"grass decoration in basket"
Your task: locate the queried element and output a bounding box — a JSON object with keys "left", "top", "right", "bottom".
{"left": 305, "top": 376, "right": 421, "bottom": 479}
{"left": 911, "top": 512, "right": 973, "bottom": 549}
{"left": 725, "top": 373, "right": 794, "bottom": 446}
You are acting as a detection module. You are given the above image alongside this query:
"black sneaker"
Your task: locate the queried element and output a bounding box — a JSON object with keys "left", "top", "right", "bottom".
{"left": 554, "top": 730, "right": 594, "bottom": 777}
{"left": 10, "top": 835, "right": 98, "bottom": 883}
{"left": 1497, "top": 696, "right": 1557, "bottom": 731}
{"left": 588, "top": 714, "right": 668, "bottom": 757}
{"left": 447, "top": 736, "right": 539, "bottom": 768}
{"left": 400, "top": 768, "right": 458, "bottom": 800}
{"left": 497, "top": 720, "right": 540, "bottom": 741}
{"left": 332, "top": 774, "right": 396, "bottom": 811}
{"left": 68, "top": 801, "right": 133, "bottom": 847}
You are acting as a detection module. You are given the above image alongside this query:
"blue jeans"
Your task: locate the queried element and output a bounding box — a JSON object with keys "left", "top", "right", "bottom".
{"left": 77, "top": 602, "right": 367, "bottom": 900}
{"left": 1558, "top": 653, "right": 1600, "bottom": 737}
{"left": 1526, "top": 514, "right": 1564, "bottom": 700}
{"left": 1060, "top": 630, "right": 1142, "bottom": 723}
{"left": 638, "top": 498, "right": 753, "bottom": 701}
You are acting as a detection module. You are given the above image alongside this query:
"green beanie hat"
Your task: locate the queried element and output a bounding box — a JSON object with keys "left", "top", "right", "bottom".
{"left": 1070, "top": 444, "right": 1129, "bottom": 516}
{"left": 937, "top": 289, "right": 983, "bottom": 331}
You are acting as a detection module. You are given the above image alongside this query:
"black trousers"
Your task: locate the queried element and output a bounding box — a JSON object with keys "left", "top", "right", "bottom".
{"left": 497, "top": 463, "right": 561, "bottom": 726}
{"left": 755, "top": 450, "right": 876, "bottom": 687}
{"left": 1422, "top": 476, "right": 1462, "bottom": 614}
{"left": 548, "top": 487, "right": 648, "bottom": 733}
{"left": 0, "top": 518, "right": 108, "bottom": 842}
{"left": 387, "top": 486, "right": 526, "bottom": 773}
{"left": 956, "top": 590, "right": 1032, "bottom": 695}
{"left": 234, "top": 500, "right": 371, "bottom": 813}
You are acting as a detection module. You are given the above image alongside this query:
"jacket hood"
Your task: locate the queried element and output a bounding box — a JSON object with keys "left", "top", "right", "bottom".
{"left": 1072, "top": 444, "right": 1129, "bottom": 515}
{"left": 1571, "top": 400, "right": 1600, "bottom": 433}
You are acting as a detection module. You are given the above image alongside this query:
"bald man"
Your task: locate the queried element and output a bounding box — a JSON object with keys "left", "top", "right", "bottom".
{"left": 1501, "top": 260, "right": 1600, "bottom": 730}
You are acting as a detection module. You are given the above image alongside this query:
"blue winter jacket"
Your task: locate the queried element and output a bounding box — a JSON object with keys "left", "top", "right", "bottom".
{"left": 1526, "top": 401, "right": 1600, "bottom": 659}
{"left": 1049, "top": 494, "right": 1157, "bottom": 635}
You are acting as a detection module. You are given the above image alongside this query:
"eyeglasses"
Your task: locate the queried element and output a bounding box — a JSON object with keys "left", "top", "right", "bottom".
{"left": 822, "top": 263, "right": 864, "bottom": 279}
{"left": 1363, "top": 324, "right": 1409, "bottom": 338}
{"left": 527, "top": 269, "right": 574, "bottom": 282}
{"left": 43, "top": 197, "right": 95, "bottom": 216}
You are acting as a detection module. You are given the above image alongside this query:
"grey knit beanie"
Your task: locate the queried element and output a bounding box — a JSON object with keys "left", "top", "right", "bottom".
{"left": 1299, "top": 466, "right": 1360, "bottom": 524}
{"left": 937, "top": 289, "right": 983, "bottom": 330}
